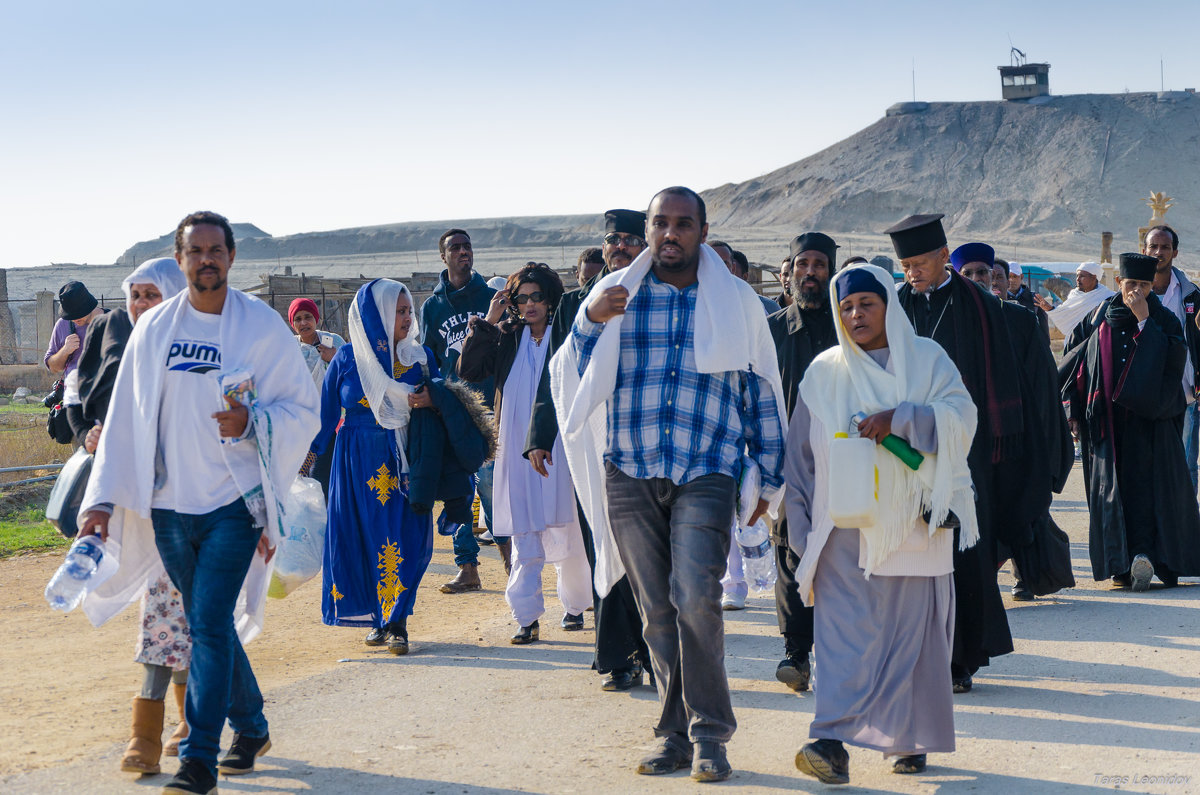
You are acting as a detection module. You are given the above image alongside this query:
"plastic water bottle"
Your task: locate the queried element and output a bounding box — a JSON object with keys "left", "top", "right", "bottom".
{"left": 735, "top": 520, "right": 776, "bottom": 592}
{"left": 44, "top": 535, "right": 105, "bottom": 612}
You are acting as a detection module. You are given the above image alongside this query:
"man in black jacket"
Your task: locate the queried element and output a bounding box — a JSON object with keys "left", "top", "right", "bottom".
{"left": 766, "top": 232, "right": 838, "bottom": 692}
{"left": 419, "top": 228, "right": 499, "bottom": 593}
{"left": 1145, "top": 225, "right": 1200, "bottom": 491}
{"left": 525, "top": 209, "right": 652, "bottom": 691}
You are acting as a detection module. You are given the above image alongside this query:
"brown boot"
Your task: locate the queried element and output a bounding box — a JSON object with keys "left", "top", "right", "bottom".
{"left": 440, "top": 563, "right": 481, "bottom": 593}
{"left": 120, "top": 696, "right": 164, "bottom": 775}
{"left": 163, "top": 680, "right": 188, "bottom": 757}
{"left": 499, "top": 543, "right": 513, "bottom": 577}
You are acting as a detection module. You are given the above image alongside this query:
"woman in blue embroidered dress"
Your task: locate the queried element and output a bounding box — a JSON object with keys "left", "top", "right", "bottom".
{"left": 306, "top": 279, "right": 438, "bottom": 655}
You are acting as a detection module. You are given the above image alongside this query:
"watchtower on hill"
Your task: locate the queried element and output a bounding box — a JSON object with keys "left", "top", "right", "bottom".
{"left": 998, "top": 48, "right": 1050, "bottom": 100}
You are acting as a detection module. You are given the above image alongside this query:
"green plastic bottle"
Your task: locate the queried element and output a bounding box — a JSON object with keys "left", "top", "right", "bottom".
{"left": 851, "top": 411, "right": 924, "bottom": 471}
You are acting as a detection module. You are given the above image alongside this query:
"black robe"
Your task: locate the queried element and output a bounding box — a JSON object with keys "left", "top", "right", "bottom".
{"left": 995, "top": 301, "right": 1075, "bottom": 594}
{"left": 67, "top": 308, "right": 132, "bottom": 446}
{"left": 899, "top": 271, "right": 1017, "bottom": 673}
{"left": 767, "top": 300, "right": 837, "bottom": 652}
{"left": 1060, "top": 294, "right": 1200, "bottom": 580}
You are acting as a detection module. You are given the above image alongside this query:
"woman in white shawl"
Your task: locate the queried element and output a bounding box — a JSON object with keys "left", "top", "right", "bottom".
{"left": 459, "top": 262, "right": 591, "bottom": 643}
{"left": 304, "top": 279, "right": 438, "bottom": 655}
{"left": 71, "top": 258, "right": 191, "bottom": 775}
{"left": 786, "top": 264, "right": 977, "bottom": 785}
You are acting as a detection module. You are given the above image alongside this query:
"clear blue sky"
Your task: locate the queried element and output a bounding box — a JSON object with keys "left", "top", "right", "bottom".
{"left": 3, "top": 0, "right": 1196, "bottom": 268}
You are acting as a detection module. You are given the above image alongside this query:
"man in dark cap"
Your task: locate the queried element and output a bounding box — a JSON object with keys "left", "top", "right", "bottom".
{"left": 952, "top": 244, "right": 1075, "bottom": 602}
{"left": 1061, "top": 253, "right": 1200, "bottom": 591}
{"left": 45, "top": 281, "right": 104, "bottom": 376}
{"left": 525, "top": 208, "right": 651, "bottom": 692}
{"left": 766, "top": 231, "right": 839, "bottom": 691}
{"left": 889, "top": 216, "right": 1018, "bottom": 693}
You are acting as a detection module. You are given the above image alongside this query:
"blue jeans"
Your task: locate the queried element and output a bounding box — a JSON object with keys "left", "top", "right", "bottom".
{"left": 1184, "top": 401, "right": 1199, "bottom": 492}
{"left": 453, "top": 461, "right": 495, "bottom": 566}
{"left": 153, "top": 499, "right": 269, "bottom": 774}
{"left": 604, "top": 464, "right": 737, "bottom": 744}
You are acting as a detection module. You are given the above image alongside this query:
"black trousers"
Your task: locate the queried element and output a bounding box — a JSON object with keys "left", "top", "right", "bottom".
{"left": 773, "top": 520, "right": 814, "bottom": 655}
{"left": 578, "top": 502, "right": 649, "bottom": 674}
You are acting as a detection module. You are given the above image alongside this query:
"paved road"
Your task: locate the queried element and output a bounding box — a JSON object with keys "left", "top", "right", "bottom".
{"left": 4, "top": 464, "right": 1199, "bottom": 794}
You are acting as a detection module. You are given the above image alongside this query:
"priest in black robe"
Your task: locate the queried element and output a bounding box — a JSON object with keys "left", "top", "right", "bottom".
{"left": 525, "top": 208, "right": 651, "bottom": 690}
{"left": 888, "top": 216, "right": 1018, "bottom": 694}
{"left": 954, "top": 244, "right": 1075, "bottom": 600}
{"left": 1060, "top": 253, "right": 1200, "bottom": 590}
{"left": 767, "top": 232, "right": 839, "bottom": 692}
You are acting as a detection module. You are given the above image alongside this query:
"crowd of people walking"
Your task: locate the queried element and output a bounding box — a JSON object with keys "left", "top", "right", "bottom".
{"left": 54, "top": 193, "right": 1199, "bottom": 792}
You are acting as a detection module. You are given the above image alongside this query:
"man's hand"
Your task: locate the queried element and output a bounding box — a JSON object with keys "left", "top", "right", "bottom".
{"left": 1125, "top": 284, "right": 1150, "bottom": 322}
{"left": 61, "top": 333, "right": 81, "bottom": 356}
{"left": 1032, "top": 294, "right": 1053, "bottom": 312}
{"left": 408, "top": 386, "right": 433, "bottom": 410}
{"left": 585, "top": 286, "right": 629, "bottom": 324}
{"left": 485, "top": 289, "right": 510, "bottom": 325}
{"left": 212, "top": 395, "right": 249, "bottom": 438}
{"left": 747, "top": 498, "right": 769, "bottom": 526}
{"left": 257, "top": 532, "right": 276, "bottom": 564}
{"left": 856, "top": 409, "right": 896, "bottom": 443}
{"left": 529, "top": 449, "right": 552, "bottom": 477}
{"left": 80, "top": 510, "right": 111, "bottom": 541}
{"left": 84, "top": 422, "right": 102, "bottom": 454}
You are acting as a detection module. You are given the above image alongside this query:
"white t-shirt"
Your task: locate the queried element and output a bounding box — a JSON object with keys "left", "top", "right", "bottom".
{"left": 152, "top": 302, "right": 244, "bottom": 514}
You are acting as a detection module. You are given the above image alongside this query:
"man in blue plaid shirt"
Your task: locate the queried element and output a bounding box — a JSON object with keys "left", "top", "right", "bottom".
{"left": 569, "top": 186, "right": 785, "bottom": 782}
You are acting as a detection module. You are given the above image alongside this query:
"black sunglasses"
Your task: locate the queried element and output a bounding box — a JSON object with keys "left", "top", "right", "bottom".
{"left": 603, "top": 233, "right": 645, "bottom": 247}
{"left": 513, "top": 292, "right": 546, "bottom": 305}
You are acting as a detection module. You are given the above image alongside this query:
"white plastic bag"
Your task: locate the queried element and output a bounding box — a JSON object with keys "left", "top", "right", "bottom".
{"left": 268, "top": 476, "right": 327, "bottom": 598}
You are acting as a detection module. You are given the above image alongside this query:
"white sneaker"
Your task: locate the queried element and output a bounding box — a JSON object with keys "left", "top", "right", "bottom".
{"left": 721, "top": 592, "right": 746, "bottom": 611}
{"left": 1130, "top": 554, "right": 1154, "bottom": 592}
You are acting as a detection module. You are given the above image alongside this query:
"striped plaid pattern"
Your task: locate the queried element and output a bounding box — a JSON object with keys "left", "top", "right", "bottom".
{"left": 573, "top": 271, "right": 784, "bottom": 488}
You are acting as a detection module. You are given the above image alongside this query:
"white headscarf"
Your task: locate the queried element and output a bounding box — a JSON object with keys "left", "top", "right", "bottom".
{"left": 799, "top": 263, "right": 978, "bottom": 574}
{"left": 121, "top": 258, "right": 187, "bottom": 316}
{"left": 347, "top": 279, "right": 428, "bottom": 472}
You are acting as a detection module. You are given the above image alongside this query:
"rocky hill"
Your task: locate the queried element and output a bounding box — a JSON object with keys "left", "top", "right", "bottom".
{"left": 702, "top": 91, "right": 1200, "bottom": 253}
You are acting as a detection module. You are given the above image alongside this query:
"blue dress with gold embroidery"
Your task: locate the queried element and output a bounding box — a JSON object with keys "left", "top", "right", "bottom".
{"left": 310, "top": 343, "right": 439, "bottom": 628}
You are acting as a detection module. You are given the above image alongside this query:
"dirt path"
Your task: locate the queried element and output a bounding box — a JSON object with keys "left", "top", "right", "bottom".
{"left": 3, "top": 467, "right": 1199, "bottom": 794}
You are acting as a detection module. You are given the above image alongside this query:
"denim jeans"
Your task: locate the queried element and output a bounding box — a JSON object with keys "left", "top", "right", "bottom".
{"left": 453, "top": 461, "right": 495, "bottom": 566}
{"left": 1184, "top": 401, "right": 1199, "bottom": 492}
{"left": 604, "top": 464, "right": 737, "bottom": 744}
{"left": 152, "top": 499, "right": 269, "bottom": 774}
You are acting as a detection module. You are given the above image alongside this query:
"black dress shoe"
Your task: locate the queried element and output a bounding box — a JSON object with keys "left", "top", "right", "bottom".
{"left": 511, "top": 620, "right": 539, "bottom": 644}
{"left": 601, "top": 664, "right": 644, "bottom": 691}
{"left": 776, "top": 654, "right": 811, "bottom": 692}
{"left": 795, "top": 739, "right": 849, "bottom": 785}
{"left": 561, "top": 612, "right": 585, "bottom": 631}
{"left": 691, "top": 741, "right": 732, "bottom": 782}
{"left": 162, "top": 757, "right": 217, "bottom": 794}
{"left": 1011, "top": 582, "right": 1035, "bottom": 601}
{"left": 636, "top": 737, "right": 692, "bottom": 775}
{"left": 217, "top": 732, "right": 272, "bottom": 775}
{"left": 1112, "top": 572, "right": 1132, "bottom": 588}
{"left": 952, "top": 675, "right": 973, "bottom": 694}
{"left": 892, "top": 753, "right": 927, "bottom": 774}
{"left": 364, "top": 627, "right": 388, "bottom": 647}
{"left": 387, "top": 633, "right": 409, "bottom": 655}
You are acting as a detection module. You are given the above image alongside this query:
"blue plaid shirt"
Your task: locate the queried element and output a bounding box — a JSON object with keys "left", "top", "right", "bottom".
{"left": 571, "top": 271, "right": 784, "bottom": 489}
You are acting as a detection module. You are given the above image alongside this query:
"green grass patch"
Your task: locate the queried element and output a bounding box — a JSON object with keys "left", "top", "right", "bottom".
{"left": 1, "top": 402, "right": 50, "bottom": 415}
{"left": 0, "top": 495, "right": 69, "bottom": 557}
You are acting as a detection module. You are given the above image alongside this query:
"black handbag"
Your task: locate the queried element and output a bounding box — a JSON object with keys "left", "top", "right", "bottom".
{"left": 42, "top": 378, "right": 74, "bottom": 444}
{"left": 46, "top": 448, "right": 94, "bottom": 538}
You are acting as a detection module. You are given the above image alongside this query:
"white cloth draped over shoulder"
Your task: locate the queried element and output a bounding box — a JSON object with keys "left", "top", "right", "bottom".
{"left": 79, "top": 288, "right": 320, "bottom": 643}
{"left": 793, "top": 264, "right": 977, "bottom": 603}
{"left": 1046, "top": 279, "right": 1115, "bottom": 333}
{"left": 347, "top": 279, "right": 428, "bottom": 474}
{"left": 550, "top": 244, "right": 788, "bottom": 596}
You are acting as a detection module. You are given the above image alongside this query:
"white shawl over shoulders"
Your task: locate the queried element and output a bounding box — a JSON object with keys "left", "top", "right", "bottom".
{"left": 80, "top": 289, "right": 319, "bottom": 642}
{"left": 550, "top": 245, "right": 786, "bottom": 596}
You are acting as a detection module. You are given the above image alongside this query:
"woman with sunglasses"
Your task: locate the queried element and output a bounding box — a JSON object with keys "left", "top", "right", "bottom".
{"left": 459, "top": 262, "right": 592, "bottom": 644}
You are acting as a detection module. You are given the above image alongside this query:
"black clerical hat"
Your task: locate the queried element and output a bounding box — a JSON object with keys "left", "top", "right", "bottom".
{"left": 58, "top": 281, "right": 97, "bottom": 320}
{"left": 604, "top": 209, "right": 646, "bottom": 237}
{"left": 788, "top": 232, "right": 839, "bottom": 268}
{"left": 1119, "top": 253, "right": 1157, "bottom": 282}
{"left": 884, "top": 214, "right": 947, "bottom": 259}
